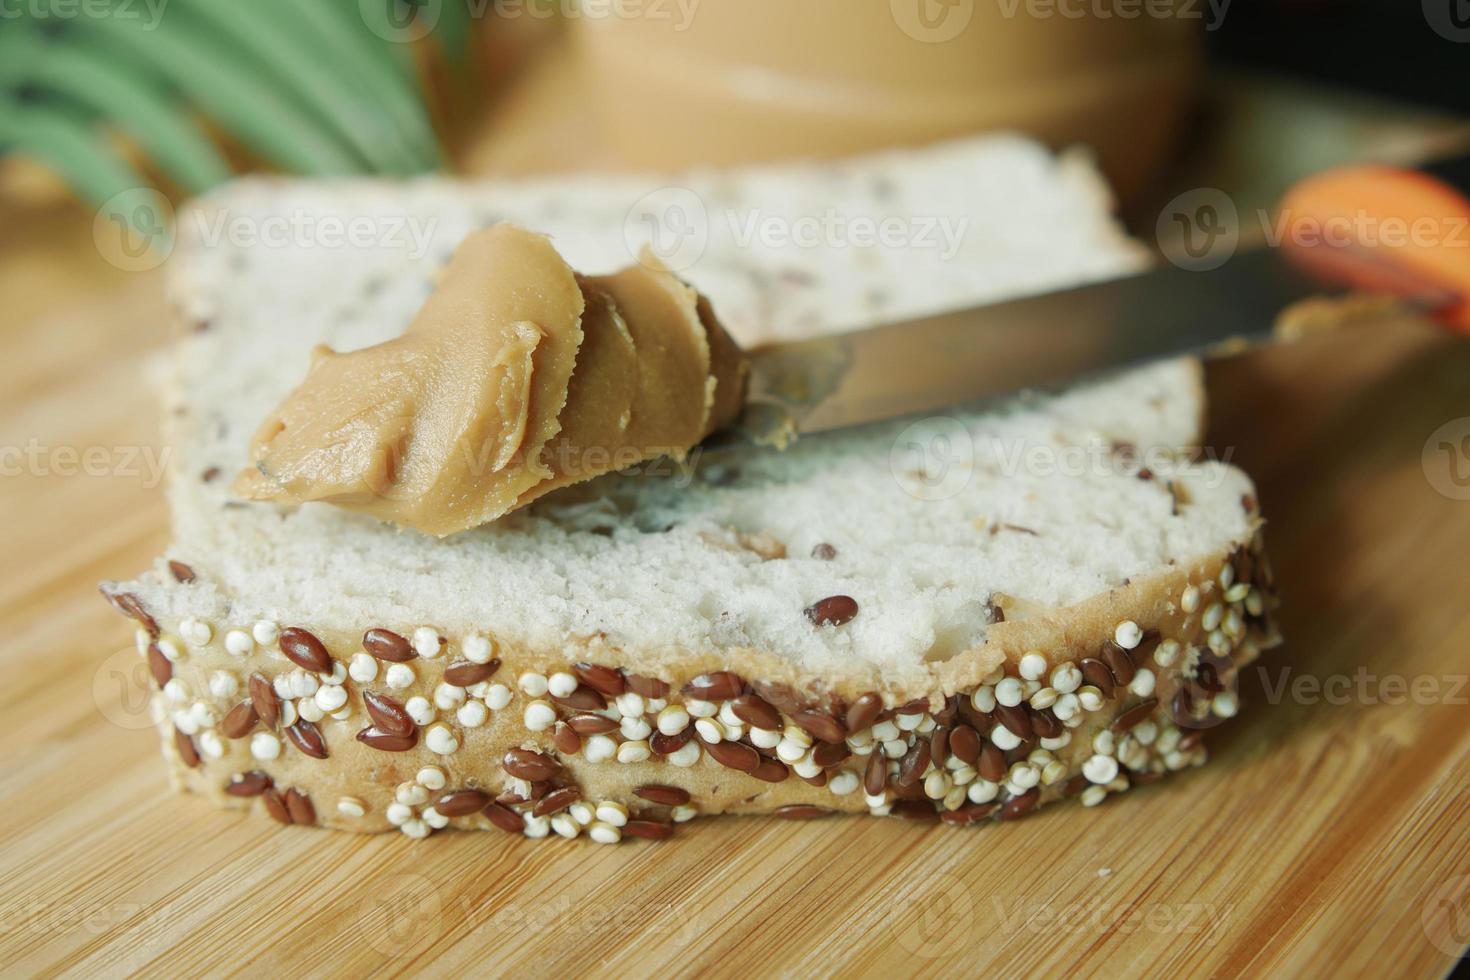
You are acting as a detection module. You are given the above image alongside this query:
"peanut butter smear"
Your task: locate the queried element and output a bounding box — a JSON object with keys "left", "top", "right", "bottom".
{"left": 233, "top": 223, "right": 749, "bottom": 536}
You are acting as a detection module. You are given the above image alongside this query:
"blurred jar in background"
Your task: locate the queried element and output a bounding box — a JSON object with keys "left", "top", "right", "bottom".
{"left": 572, "top": 0, "right": 1200, "bottom": 200}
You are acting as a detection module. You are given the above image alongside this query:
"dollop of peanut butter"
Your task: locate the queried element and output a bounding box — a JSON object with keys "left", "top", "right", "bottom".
{"left": 233, "top": 223, "right": 748, "bottom": 536}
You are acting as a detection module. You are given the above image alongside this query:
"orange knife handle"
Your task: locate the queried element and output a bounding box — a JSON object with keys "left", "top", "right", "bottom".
{"left": 1277, "top": 160, "right": 1470, "bottom": 333}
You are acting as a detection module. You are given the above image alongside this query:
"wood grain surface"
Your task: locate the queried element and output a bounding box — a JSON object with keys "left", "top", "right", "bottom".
{"left": 3, "top": 70, "right": 1470, "bottom": 980}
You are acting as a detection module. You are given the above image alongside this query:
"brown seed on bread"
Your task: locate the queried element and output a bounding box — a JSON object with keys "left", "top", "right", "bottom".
{"left": 284, "top": 788, "right": 315, "bottom": 826}
{"left": 573, "top": 662, "right": 626, "bottom": 697}
{"left": 168, "top": 560, "right": 196, "bottom": 584}
{"left": 1172, "top": 686, "right": 1194, "bottom": 722}
{"left": 811, "top": 542, "right": 837, "bottom": 560}
{"left": 864, "top": 749, "right": 888, "bottom": 795}
{"left": 792, "top": 710, "right": 846, "bottom": 744}
{"left": 1101, "top": 641, "right": 1136, "bottom": 685}
{"left": 704, "top": 739, "right": 760, "bottom": 774}
{"left": 751, "top": 757, "right": 790, "bottom": 783}
{"left": 897, "top": 740, "right": 930, "bottom": 787}
{"left": 436, "top": 790, "right": 491, "bottom": 816}
{"left": 532, "top": 787, "right": 580, "bottom": 817}
{"left": 625, "top": 674, "right": 669, "bottom": 699}
{"left": 363, "top": 691, "right": 415, "bottom": 737}
{"left": 363, "top": 628, "right": 415, "bottom": 662}
{"left": 262, "top": 789, "right": 292, "bottom": 825}
{"left": 482, "top": 803, "right": 524, "bottom": 833}
{"left": 147, "top": 644, "right": 172, "bottom": 687}
{"left": 1000, "top": 788, "right": 1040, "bottom": 820}
{"left": 731, "top": 694, "right": 782, "bottom": 731}
{"left": 1079, "top": 658, "right": 1117, "bottom": 698}
{"left": 279, "top": 627, "right": 332, "bottom": 673}
{"left": 805, "top": 595, "right": 858, "bottom": 627}
{"left": 635, "top": 785, "right": 690, "bottom": 806}
{"left": 1133, "top": 629, "right": 1162, "bottom": 662}
{"left": 682, "top": 671, "right": 744, "bottom": 701}
{"left": 224, "top": 772, "right": 272, "bottom": 796}
{"left": 995, "top": 703, "right": 1033, "bottom": 739}
{"left": 502, "top": 748, "right": 560, "bottom": 781}
{"left": 356, "top": 727, "right": 418, "bottom": 751}
{"left": 948, "top": 724, "right": 981, "bottom": 764}
{"left": 444, "top": 659, "right": 499, "bottom": 686}
{"left": 1031, "top": 709, "right": 1063, "bottom": 740}
{"left": 650, "top": 727, "right": 694, "bottom": 754}
{"left": 930, "top": 727, "right": 950, "bottom": 767}
{"left": 221, "top": 700, "right": 258, "bottom": 739}
{"left": 774, "top": 805, "right": 832, "bottom": 819}
{"left": 941, "top": 802, "right": 999, "bottom": 825}
{"left": 550, "top": 686, "right": 607, "bottom": 711}
{"left": 978, "top": 741, "right": 1007, "bottom": 783}
{"left": 286, "top": 720, "right": 328, "bottom": 759}
{"left": 1111, "top": 698, "right": 1159, "bottom": 733}
{"left": 811, "top": 741, "right": 851, "bottom": 767}
{"left": 845, "top": 692, "right": 882, "bottom": 733}
{"left": 552, "top": 722, "right": 581, "bottom": 754}
{"left": 249, "top": 673, "right": 279, "bottom": 729}
{"left": 623, "top": 819, "right": 675, "bottom": 840}
{"left": 567, "top": 713, "right": 619, "bottom": 736}
{"left": 174, "top": 727, "right": 201, "bottom": 768}
{"left": 103, "top": 590, "right": 158, "bottom": 637}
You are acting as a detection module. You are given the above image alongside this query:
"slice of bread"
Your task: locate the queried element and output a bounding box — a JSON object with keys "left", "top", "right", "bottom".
{"left": 102, "top": 136, "right": 1277, "bottom": 840}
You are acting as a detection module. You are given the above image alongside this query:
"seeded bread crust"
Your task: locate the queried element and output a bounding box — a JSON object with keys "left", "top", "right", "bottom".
{"left": 103, "top": 528, "right": 1277, "bottom": 838}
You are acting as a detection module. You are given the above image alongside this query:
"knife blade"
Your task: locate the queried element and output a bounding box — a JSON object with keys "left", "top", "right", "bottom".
{"left": 737, "top": 153, "right": 1470, "bottom": 440}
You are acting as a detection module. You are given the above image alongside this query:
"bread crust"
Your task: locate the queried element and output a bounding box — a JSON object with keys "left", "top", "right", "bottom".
{"left": 102, "top": 523, "right": 1278, "bottom": 840}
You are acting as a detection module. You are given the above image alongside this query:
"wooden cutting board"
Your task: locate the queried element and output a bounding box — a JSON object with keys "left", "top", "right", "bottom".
{"left": 3, "top": 68, "right": 1470, "bottom": 979}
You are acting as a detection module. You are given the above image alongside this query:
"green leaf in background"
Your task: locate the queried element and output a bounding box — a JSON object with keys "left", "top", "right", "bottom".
{"left": 2, "top": 0, "right": 472, "bottom": 207}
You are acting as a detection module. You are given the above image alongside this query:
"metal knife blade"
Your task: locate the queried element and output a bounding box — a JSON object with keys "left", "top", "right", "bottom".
{"left": 737, "top": 244, "right": 1429, "bottom": 440}
{"left": 737, "top": 150, "right": 1470, "bottom": 440}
